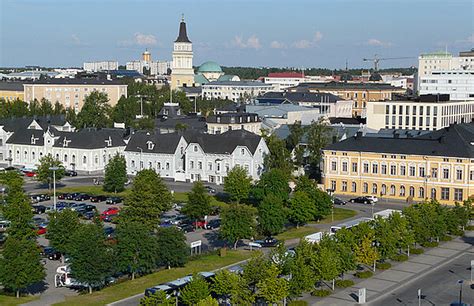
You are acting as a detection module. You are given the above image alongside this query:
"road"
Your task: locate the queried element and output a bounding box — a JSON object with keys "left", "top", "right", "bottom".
{"left": 374, "top": 253, "right": 474, "bottom": 305}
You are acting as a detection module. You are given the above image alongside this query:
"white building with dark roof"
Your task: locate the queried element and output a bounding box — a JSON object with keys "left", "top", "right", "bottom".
{"left": 202, "top": 81, "right": 273, "bottom": 103}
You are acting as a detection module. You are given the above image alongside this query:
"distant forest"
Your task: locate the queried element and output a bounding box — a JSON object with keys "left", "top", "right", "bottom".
{"left": 221, "top": 66, "right": 417, "bottom": 80}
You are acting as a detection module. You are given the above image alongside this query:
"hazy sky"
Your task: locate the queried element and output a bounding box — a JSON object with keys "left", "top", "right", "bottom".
{"left": 1, "top": 0, "right": 473, "bottom": 69}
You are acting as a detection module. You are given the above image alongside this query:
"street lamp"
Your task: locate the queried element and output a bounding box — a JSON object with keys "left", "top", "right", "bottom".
{"left": 49, "top": 166, "right": 59, "bottom": 211}
{"left": 457, "top": 280, "right": 463, "bottom": 305}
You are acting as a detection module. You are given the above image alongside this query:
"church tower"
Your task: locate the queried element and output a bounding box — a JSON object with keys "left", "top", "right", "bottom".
{"left": 171, "top": 15, "right": 194, "bottom": 89}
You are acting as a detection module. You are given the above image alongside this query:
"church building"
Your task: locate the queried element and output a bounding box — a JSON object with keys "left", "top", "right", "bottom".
{"left": 171, "top": 16, "right": 195, "bottom": 89}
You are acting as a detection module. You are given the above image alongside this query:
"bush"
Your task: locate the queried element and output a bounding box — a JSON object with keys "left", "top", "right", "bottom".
{"left": 451, "top": 229, "right": 464, "bottom": 236}
{"left": 466, "top": 225, "right": 474, "bottom": 231}
{"left": 311, "top": 289, "right": 332, "bottom": 297}
{"left": 288, "top": 301, "right": 309, "bottom": 306}
{"left": 335, "top": 279, "right": 354, "bottom": 288}
{"left": 421, "top": 241, "right": 439, "bottom": 248}
{"left": 391, "top": 254, "right": 409, "bottom": 262}
{"left": 410, "top": 248, "right": 424, "bottom": 255}
{"left": 376, "top": 262, "right": 392, "bottom": 270}
{"left": 355, "top": 271, "right": 373, "bottom": 278}
{"left": 440, "top": 235, "right": 453, "bottom": 241}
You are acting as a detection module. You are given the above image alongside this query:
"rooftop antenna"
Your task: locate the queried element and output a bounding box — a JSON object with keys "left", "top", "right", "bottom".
{"left": 345, "top": 59, "right": 348, "bottom": 71}
{"left": 181, "top": 13, "right": 185, "bottom": 22}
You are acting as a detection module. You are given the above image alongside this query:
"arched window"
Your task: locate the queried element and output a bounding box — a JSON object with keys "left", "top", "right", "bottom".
{"left": 390, "top": 185, "right": 396, "bottom": 196}
{"left": 363, "top": 182, "right": 368, "bottom": 193}
{"left": 419, "top": 187, "right": 425, "bottom": 199}
{"left": 431, "top": 188, "right": 436, "bottom": 199}
{"left": 55, "top": 153, "right": 59, "bottom": 160}
{"left": 400, "top": 186, "right": 406, "bottom": 197}
{"left": 32, "top": 151, "right": 35, "bottom": 160}
{"left": 131, "top": 160, "right": 135, "bottom": 168}
{"left": 409, "top": 186, "right": 415, "bottom": 197}
{"left": 351, "top": 182, "right": 357, "bottom": 193}
{"left": 381, "top": 184, "right": 387, "bottom": 195}
{"left": 24, "top": 151, "right": 28, "bottom": 159}
{"left": 372, "top": 183, "right": 378, "bottom": 195}
{"left": 83, "top": 156, "right": 87, "bottom": 164}
{"left": 72, "top": 155, "right": 76, "bottom": 163}
{"left": 64, "top": 154, "right": 68, "bottom": 162}
{"left": 94, "top": 155, "right": 98, "bottom": 164}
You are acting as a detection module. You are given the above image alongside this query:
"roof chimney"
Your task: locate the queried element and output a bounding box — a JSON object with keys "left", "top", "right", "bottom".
{"left": 355, "top": 131, "right": 363, "bottom": 139}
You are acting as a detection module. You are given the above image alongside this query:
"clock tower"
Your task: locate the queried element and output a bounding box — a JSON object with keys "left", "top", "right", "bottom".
{"left": 171, "top": 15, "right": 194, "bottom": 89}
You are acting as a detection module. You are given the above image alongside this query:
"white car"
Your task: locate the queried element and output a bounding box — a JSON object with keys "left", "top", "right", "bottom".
{"left": 367, "top": 196, "right": 378, "bottom": 203}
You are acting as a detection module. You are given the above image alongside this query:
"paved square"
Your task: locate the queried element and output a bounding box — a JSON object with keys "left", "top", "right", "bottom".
{"left": 374, "top": 269, "right": 414, "bottom": 282}
{"left": 439, "top": 241, "right": 471, "bottom": 251}
{"left": 425, "top": 247, "right": 459, "bottom": 258}
{"left": 353, "top": 278, "right": 397, "bottom": 292}
{"left": 393, "top": 261, "right": 430, "bottom": 273}
{"left": 409, "top": 254, "right": 445, "bottom": 265}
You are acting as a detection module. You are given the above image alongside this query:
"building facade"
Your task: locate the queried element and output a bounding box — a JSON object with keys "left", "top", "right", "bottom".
{"left": 0, "top": 82, "right": 24, "bottom": 101}
{"left": 263, "top": 72, "right": 305, "bottom": 92}
{"left": 171, "top": 16, "right": 195, "bottom": 89}
{"left": 206, "top": 113, "right": 262, "bottom": 135}
{"left": 83, "top": 61, "right": 119, "bottom": 72}
{"left": 202, "top": 81, "right": 273, "bottom": 103}
{"left": 366, "top": 96, "right": 474, "bottom": 131}
{"left": 322, "top": 123, "right": 474, "bottom": 205}
{"left": 23, "top": 79, "right": 127, "bottom": 112}
{"left": 418, "top": 70, "right": 474, "bottom": 100}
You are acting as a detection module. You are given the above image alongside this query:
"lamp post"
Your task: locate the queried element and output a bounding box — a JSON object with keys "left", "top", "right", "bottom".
{"left": 49, "top": 166, "right": 59, "bottom": 211}
{"left": 457, "top": 280, "right": 463, "bottom": 305}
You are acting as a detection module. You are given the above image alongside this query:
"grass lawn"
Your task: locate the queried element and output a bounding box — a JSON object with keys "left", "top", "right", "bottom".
{"left": 0, "top": 294, "right": 39, "bottom": 306}
{"left": 53, "top": 250, "right": 251, "bottom": 306}
{"left": 314, "top": 207, "right": 358, "bottom": 224}
{"left": 276, "top": 226, "right": 318, "bottom": 241}
{"left": 56, "top": 185, "right": 131, "bottom": 198}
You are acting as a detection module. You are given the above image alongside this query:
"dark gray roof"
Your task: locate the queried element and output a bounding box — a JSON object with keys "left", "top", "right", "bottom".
{"left": 291, "top": 81, "right": 404, "bottom": 91}
{"left": 6, "top": 128, "right": 46, "bottom": 146}
{"left": 155, "top": 116, "right": 207, "bottom": 131}
{"left": 25, "top": 79, "right": 125, "bottom": 85}
{"left": 126, "top": 132, "right": 182, "bottom": 154}
{"left": 158, "top": 103, "right": 182, "bottom": 118}
{"left": 181, "top": 87, "right": 202, "bottom": 94}
{"left": 185, "top": 129, "right": 262, "bottom": 154}
{"left": 0, "top": 82, "right": 24, "bottom": 91}
{"left": 53, "top": 128, "right": 127, "bottom": 149}
{"left": 325, "top": 123, "right": 474, "bottom": 158}
{"left": 261, "top": 91, "right": 341, "bottom": 103}
{"left": 175, "top": 20, "right": 191, "bottom": 43}
{"left": 0, "top": 115, "right": 67, "bottom": 132}
{"left": 204, "top": 81, "right": 272, "bottom": 87}
{"left": 207, "top": 113, "right": 260, "bottom": 124}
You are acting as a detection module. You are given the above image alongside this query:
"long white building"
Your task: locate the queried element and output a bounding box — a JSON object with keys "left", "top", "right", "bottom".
{"left": 419, "top": 70, "right": 474, "bottom": 101}
{"left": 83, "top": 61, "right": 119, "bottom": 72}
{"left": 202, "top": 81, "right": 273, "bottom": 103}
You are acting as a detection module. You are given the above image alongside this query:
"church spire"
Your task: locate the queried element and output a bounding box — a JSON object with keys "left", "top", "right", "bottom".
{"left": 175, "top": 14, "right": 191, "bottom": 43}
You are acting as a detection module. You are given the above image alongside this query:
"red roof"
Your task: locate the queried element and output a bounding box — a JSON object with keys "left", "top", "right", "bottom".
{"left": 267, "top": 72, "right": 304, "bottom": 78}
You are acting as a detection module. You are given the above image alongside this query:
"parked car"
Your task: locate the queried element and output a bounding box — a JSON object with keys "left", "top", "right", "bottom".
{"left": 70, "top": 203, "right": 87, "bottom": 211}
{"left": 90, "top": 195, "right": 107, "bottom": 202}
{"left": 36, "top": 226, "right": 47, "bottom": 235}
{"left": 0, "top": 220, "right": 11, "bottom": 232}
{"left": 349, "top": 196, "right": 374, "bottom": 204}
{"left": 81, "top": 211, "right": 96, "bottom": 220}
{"left": 65, "top": 193, "right": 80, "bottom": 200}
{"left": 40, "top": 246, "right": 61, "bottom": 260}
{"left": 24, "top": 171, "right": 37, "bottom": 177}
{"left": 57, "top": 193, "right": 70, "bottom": 200}
{"left": 64, "top": 170, "right": 78, "bottom": 177}
{"left": 73, "top": 193, "right": 90, "bottom": 201}
{"left": 83, "top": 204, "right": 97, "bottom": 212}
{"left": 32, "top": 205, "right": 47, "bottom": 214}
{"left": 206, "top": 219, "right": 221, "bottom": 229}
{"left": 204, "top": 185, "right": 216, "bottom": 194}
{"left": 30, "top": 194, "right": 50, "bottom": 203}
{"left": 100, "top": 207, "right": 120, "bottom": 220}
{"left": 255, "top": 237, "right": 279, "bottom": 248}
{"left": 192, "top": 220, "right": 207, "bottom": 228}
{"left": 105, "top": 197, "right": 122, "bottom": 205}
{"left": 103, "top": 214, "right": 119, "bottom": 223}
{"left": 366, "top": 195, "right": 378, "bottom": 203}
{"left": 104, "top": 227, "right": 115, "bottom": 239}
{"left": 178, "top": 223, "right": 195, "bottom": 233}
{"left": 332, "top": 197, "right": 346, "bottom": 205}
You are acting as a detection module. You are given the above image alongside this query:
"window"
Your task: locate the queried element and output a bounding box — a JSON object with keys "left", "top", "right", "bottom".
{"left": 331, "top": 180, "right": 336, "bottom": 191}
{"left": 140, "top": 161, "right": 143, "bottom": 169}
{"left": 419, "top": 167, "right": 425, "bottom": 178}
{"left": 241, "top": 148, "right": 245, "bottom": 155}
{"left": 443, "top": 168, "right": 449, "bottom": 179}
{"left": 198, "top": 161, "right": 202, "bottom": 170}
{"left": 131, "top": 160, "right": 135, "bottom": 167}
{"left": 342, "top": 161, "right": 348, "bottom": 172}
{"left": 400, "top": 186, "right": 406, "bottom": 197}
{"left": 456, "top": 169, "right": 463, "bottom": 180}
{"left": 363, "top": 162, "right": 369, "bottom": 173}
{"left": 83, "top": 156, "right": 87, "bottom": 164}
{"left": 351, "top": 182, "right": 357, "bottom": 193}
{"left": 352, "top": 162, "right": 358, "bottom": 172}
{"left": 441, "top": 187, "right": 449, "bottom": 200}
{"left": 409, "top": 186, "right": 415, "bottom": 197}
{"left": 419, "top": 187, "right": 425, "bottom": 199}
{"left": 363, "top": 182, "right": 368, "bottom": 193}
{"left": 400, "top": 165, "right": 406, "bottom": 176}
{"left": 166, "top": 162, "right": 170, "bottom": 170}
{"left": 190, "top": 161, "right": 194, "bottom": 169}
{"left": 208, "top": 162, "right": 212, "bottom": 171}
{"left": 331, "top": 161, "right": 337, "bottom": 171}
{"left": 342, "top": 181, "right": 347, "bottom": 192}
{"left": 157, "top": 162, "right": 161, "bottom": 169}
{"left": 454, "top": 188, "right": 463, "bottom": 201}
{"left": 409, "top": 166, "right": 416, "bottom": 177}
{"left": 431, "top": 188, "right": 436, "bottom": 199}
{"left": 381, "top": 184, "right": 387, "bottom": 195}
{"left": 381, "top": 164, "right": 387, "bottom": 174}
{"left": 470, "top": 170, "right": 474, "bottom": 181}
{"left": 431, "top": 168, "right": 438, "bottom": 178}
{"left": 390, "top": 165, "right": 397, "bottom": 175}
{"left": 193, "top": 145, "right": 198, "bottom": 152}
{"left": 372, "top": 183, "right": 378, "bottom": 194}
{"left": 372, "top": 163, "right": 378, "bottom": 174}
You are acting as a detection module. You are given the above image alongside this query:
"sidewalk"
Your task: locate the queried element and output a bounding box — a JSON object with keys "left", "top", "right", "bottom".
{"left": 306, "top": 231, "right": 474, "bottom": 306}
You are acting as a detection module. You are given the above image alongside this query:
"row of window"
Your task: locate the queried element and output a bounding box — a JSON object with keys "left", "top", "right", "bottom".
{"left": 330, "top": 160, "right": 472, "bottom": 181}
{"left": 130, "top": 160, "right": 170, "bottom": 171}
{"left": 331, "top": 180, "right": 463, "bottom": 201}
{"left": 10, "top": 149, "right": 105, "bottom": 165}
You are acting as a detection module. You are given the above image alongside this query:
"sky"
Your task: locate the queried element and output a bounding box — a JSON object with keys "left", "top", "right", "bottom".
{"left": 1, "top": 0, "right": 473, "bottom": 69}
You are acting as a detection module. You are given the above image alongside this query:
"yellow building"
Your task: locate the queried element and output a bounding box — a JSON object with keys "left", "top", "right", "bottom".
{"left": 289, "top": 81, "right": 406, "bottom": 117}
{"left": 322, "top": 124, "right": 474, "bottom": 205}
{"left": 171, "top": 16, "right": 195, "bottom": 90}
{"left": 0, "top": 82, "right": 24, "bottom": 101}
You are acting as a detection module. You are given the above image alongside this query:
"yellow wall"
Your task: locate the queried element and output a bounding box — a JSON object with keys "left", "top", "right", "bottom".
{"left": 0, "top": 90, "right": 24, "bottom": 101}
{"left": 322, "top": 150, "right": 474, "bottom": 205}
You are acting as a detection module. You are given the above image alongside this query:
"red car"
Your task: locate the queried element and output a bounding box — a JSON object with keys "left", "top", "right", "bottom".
{"left": 37, "top": 227, "right": 47, "bottom": 235}
{"left": 100, "top": 207, "right": 120, "bottom": 220}
{"left": 192, "top": 220, "right": 207, "bottom": 229}
{"left": 24, "top": 171, "right": 37, "bottom": 177}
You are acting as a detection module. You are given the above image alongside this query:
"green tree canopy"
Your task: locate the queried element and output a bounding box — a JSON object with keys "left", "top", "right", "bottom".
{"left": 35, "top": 154, "right": 65, "bottom": 189}
{"left": 223, "top": 165, "right": 252, "bottom": 203}
{"left": 155, "top": 227, "right": 188, "bottom": 269}
{"left": 355, "top": 235, "right": 379, "bottom": 270}
{"left": 263, "top": 133, "right": 293, "bottom": 176}
{"left": 289, "top": 239, "right": 316, "bottom": 296}
{"left": 182, "top": 181, "right": 212, "bottom": 225}
{"left": 139, "top": 290, "right": 174, "bottom": 306}
{"left": 123, "top": 169, "right": 172, "bottom": 229}
{"left": 252, "top": 168, "right": 290, "bottom": 203}
{"left": 76, "top": 91, "right": 112, "bottom": 128}
{"left": 256, "top": 264, "right": 289, "bottom": 304}
{"left": 288, "top": 191, "right": 314, "bottom": 227}
{"left": 220, "top": 204, "right": 257, "bottom": 249}
{"left": 180, "top": 274, "right": 211, "bottom": 306}
{"left": 306, "top": 118, "right": 331, "bottom": 176}
{"left": 103, "top": 153, "right": 127, "bottom": 193}
{"left": 295, "top": 176, "right": 332, "bottom": 220}
{"left": 258, "top": 194, "right": 287, "bottom": 236}
{"left": 46, "top": 209, "right": 81, "bottom": 257}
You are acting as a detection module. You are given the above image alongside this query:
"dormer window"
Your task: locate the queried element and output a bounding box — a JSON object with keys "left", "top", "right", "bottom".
{"left": 62, "top": 138, "right": 71, "bottom": 147}
{"left": 30, "top": 135, "right": 39, "bottom": 145}
{"left": 147, "top": 141, "right": 155, "bottom": 150}
{"left": 105, "top": 136, "right": 112, "bottom": 147}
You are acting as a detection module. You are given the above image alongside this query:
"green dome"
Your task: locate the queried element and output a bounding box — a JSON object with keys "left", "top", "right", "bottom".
{"left": 197, "top": 61, "right": 222, "bottom": 73}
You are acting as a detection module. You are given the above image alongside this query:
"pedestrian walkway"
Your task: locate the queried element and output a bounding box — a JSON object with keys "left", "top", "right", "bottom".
{"left": 306, "top": 231, "right": 474, "bottom": 306}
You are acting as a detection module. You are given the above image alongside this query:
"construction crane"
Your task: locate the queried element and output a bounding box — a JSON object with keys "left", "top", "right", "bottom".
{"left": 363, "top": 54, "right": 414, "bottom": 71}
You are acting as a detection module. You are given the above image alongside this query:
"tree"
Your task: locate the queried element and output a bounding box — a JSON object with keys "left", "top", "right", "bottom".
{"left": 123, "top": 169, "right": 172, "bottom": 229}
{"left": 288, "top": 191, "right": 314, "bottom": 227}
{"left": 333, "top": 228, "right": 357, "bottom": 278}
{"left": 263, "top": 133, "right": 293, "bottom": 176}
{"left": 211, "top": 270, "right": 253, "bottom": 305}
{"left": 111, "top": 96, "right": 140, "bottom": 127}
{"left": 182, "top": 181, "right": 212, "bottom": 228}
{"left": 115, "top": 221, "right": 159, "bottom": 280}
{"left": 286, "top": 120, "right": 305, "bottom": 151}
{"left": 306, "top": 118, "right": 331, "bottom": 176}
{"left": 35, "top": 153, "right": 65, "bottom": 190}
{"left": 256, "top": 264, "right": 289, "bottom": 304}
{"left": 139, "top": 290, "right": 174, "bottom": 306}
{"left": 295, "top": 176, "right": 332, "bottom": 220}
{"left": 389, "top": 212, "right": 415, "bottom": 255}
{"left": 220, "top": 204, "right": 257, "bottom": 249}
{"left": 252, "top": 168, "right": 290, "bottom": 203}
{"left": 180, "top": 274, "right": 211, "bottom": 306}
{"left": 69, "top": 223, "right": 112, "bottom": 294}
{"left": 270, "top": 242, "right": 294, "bottom": 276}
{"left": 0, "top": 237, "right": 45, "bottom": 298}
{"left": 243, "top": 251, "right": 272, "bottom": 293}
{"left": 155, "top": 227, "right": 188, "bottom": 269}
{"left": 374, "top": 216, "right": 398, "bottom": 260}
{"left": 196, "top": 296, "right": 219, "bottom": 306}
{"left": 103, "top": 153, "right": 127, "bottom": 193}
{"left": 258, "top": 194, "right": 287, "bottom": 236}
{"left": 355, "top": 235, "right": 379, "bottom": 271}
{"left": 223, "top": 165, "right": 252, "bottom": 203}
{"left": 289, "top": 240, "right": 315, "bottom": 296}
{"left": 75, "top": 91, "right": 112, "bottom": 128}
{"left": 314, "top": 242, "right": 341, "bottom": 290}
{"left": 46, "top": 209, "right": 81, "bottom": 259}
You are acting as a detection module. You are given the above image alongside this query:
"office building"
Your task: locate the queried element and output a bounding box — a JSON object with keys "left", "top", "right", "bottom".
{"left": 83, "top": 61, "right": 119, "bottom": 72}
